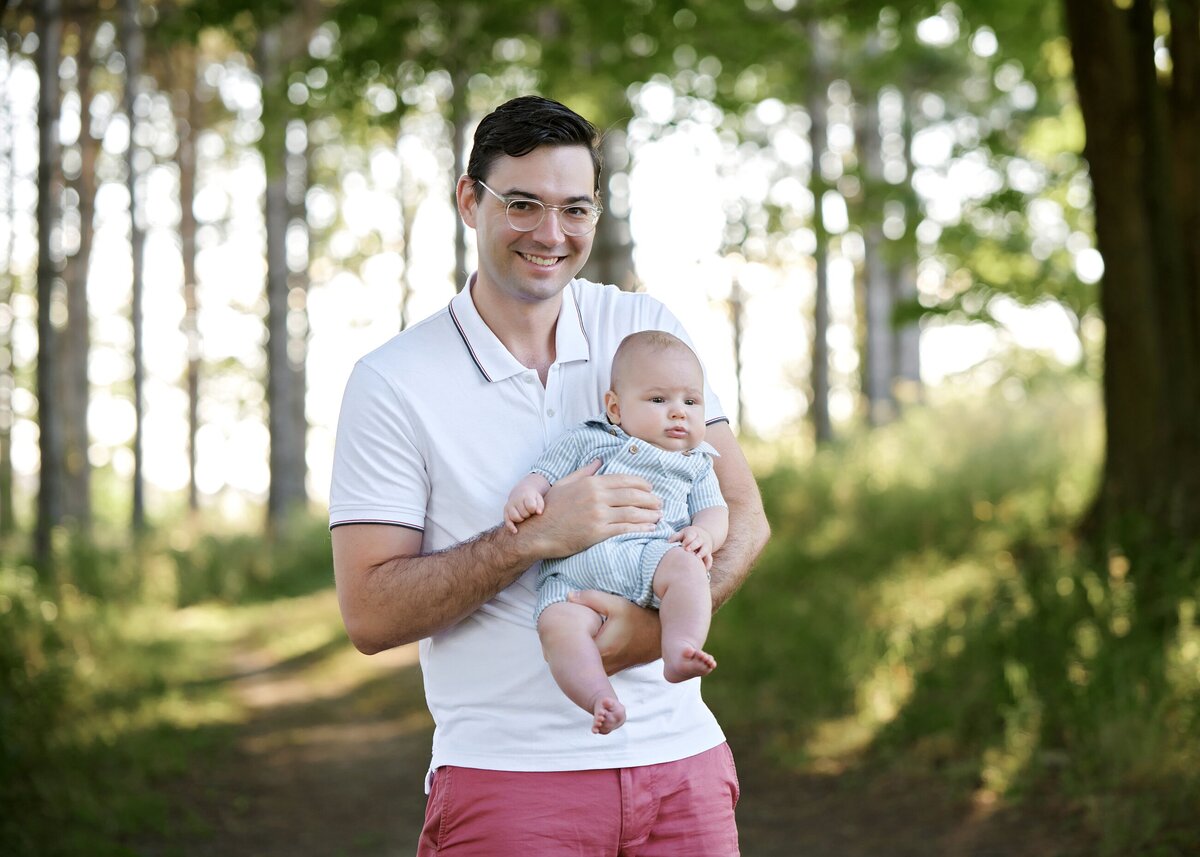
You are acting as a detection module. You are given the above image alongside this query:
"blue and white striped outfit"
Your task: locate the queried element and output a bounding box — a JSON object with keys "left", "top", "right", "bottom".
{"left": 532, "top": 417, "right": 725, "bottom": 621}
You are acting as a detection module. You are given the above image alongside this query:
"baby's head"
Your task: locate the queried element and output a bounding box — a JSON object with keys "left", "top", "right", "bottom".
{"left": 604, "top": 331, "right": 706, "bottom": 452}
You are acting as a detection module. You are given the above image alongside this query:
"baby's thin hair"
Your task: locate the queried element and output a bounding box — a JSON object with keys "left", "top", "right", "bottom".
{"left": 610, "top": 330, "right": 700, "bottom": 389}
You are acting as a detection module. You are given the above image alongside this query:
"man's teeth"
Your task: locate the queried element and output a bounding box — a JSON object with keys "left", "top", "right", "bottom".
{"left": 521, "top": 253, "right": 559, "bottom": 267}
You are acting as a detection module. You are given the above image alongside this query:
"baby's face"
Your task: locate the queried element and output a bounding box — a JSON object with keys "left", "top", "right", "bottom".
{"left": 607, "top": 348, "right": 706, "bottom": 452}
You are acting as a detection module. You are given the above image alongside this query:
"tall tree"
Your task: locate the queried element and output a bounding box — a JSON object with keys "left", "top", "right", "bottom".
{"left": 121, "top": 0, "right": 147, "bottom": 533}
{"left": 0, "top": 31, "right": 18, "bottom": 538}
{"left": 1063, "top": 0, "right": 1200, "bottom": 550}
{"left": 170, "top": 41, "right": 202, "bottom": 513}
{"left": 257, "top": 19, "right": 309, "bottom": 530}
{"left": 807, "top": 21, "right": 834, "bottom": 445}
{"left": 35, "top": 0, "right": 65, "bottom": 562}
{"left": 59, "top": 11, "right": 100, "bottom": 530}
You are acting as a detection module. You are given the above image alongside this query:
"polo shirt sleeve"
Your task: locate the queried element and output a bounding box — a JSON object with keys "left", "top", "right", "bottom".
{"left": 530, "top": 428, "right": 585, "bottom": 485}
{"left": 328, "top": 360, "right": 429, "bottom": 531}
{"left": 687, "top": 457, "right": 727, "bottom": 517}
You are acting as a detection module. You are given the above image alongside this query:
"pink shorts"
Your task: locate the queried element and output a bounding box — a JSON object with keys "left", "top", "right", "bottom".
{"left": 416, "top": 743, "right": 741, "bottom": 856}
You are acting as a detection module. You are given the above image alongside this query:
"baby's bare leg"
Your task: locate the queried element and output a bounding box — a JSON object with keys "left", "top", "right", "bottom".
{"left": 653, "top": 548, "right": 717, "bottom": 683}
{"left": 538, "top": 602, "right": 627, "bottom": 734}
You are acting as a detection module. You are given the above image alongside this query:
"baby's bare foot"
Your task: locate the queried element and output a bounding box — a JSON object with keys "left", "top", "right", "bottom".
{"left": 663, "top": 645, "right": 717, "bottom": 683}
{"left": 591, "top": 696, "right": 627, "bottom": 734}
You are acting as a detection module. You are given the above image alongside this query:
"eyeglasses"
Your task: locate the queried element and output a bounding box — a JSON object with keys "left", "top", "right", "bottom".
{"left": 475, "top": 179, "right": 602, "bottom": 236}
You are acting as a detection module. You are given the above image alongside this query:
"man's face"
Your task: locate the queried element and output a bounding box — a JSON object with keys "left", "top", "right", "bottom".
{"left": 605, "top": 347, "right": 707, "bottom": 453}
{"left": 458, "top": 145, "right": 597, "bottom": 307}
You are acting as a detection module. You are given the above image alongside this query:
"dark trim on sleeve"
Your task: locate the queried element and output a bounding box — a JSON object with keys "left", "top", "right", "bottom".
{"left": 705, "top": 416, "right": 731, "bottom": 426}
{"left": 329, "top": 521, "right": 425, "bottom": 532}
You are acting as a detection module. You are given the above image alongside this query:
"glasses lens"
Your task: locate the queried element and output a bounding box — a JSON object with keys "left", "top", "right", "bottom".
{"left": 504, "top": 199, "right": 545, "bottom": 231}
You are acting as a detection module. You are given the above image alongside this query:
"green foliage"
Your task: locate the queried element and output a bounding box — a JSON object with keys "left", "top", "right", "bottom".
{"left": 707, "top": 379, "right": 1200, "bottom": 855}
{"left": 0, "top": 518, "right": 335, "bottom": 856}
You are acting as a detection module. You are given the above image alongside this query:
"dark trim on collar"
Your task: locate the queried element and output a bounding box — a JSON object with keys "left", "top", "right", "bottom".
{"left": 448, "top": 300, "right": 492, "bottom": 383}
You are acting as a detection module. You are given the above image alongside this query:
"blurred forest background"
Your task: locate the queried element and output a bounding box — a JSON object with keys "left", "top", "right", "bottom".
{"left": 2, "top": 0, "right": 1198, "bottom": 855}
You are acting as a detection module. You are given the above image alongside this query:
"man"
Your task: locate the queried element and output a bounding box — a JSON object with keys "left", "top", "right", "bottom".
{"left": 330, "top": 95, "right": 769, "bottom": 856}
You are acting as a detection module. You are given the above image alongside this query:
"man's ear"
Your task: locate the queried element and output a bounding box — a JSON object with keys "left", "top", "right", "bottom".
{"left": 604, "top": 390, "right": 621, "bottom": 424}
{"left": 456, "top": 175, "right": 479, "bottom": 228}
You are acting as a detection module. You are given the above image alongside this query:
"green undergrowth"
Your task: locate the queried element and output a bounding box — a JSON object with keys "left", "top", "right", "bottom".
{"left": 0, "top": 516, "right": 340, "bottom": 856}
{"left": 705, "top": 379, "right": 1200, "bottom": 856}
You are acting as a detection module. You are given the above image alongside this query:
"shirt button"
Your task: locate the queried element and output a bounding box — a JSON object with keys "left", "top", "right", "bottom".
{"left": 523, "top": 375, "right": 534, "bottom": 384}
{"left": 547, "top": 408, "right": 556, "bottom": 417}
{"left": 629, "top": 444, "right": 639, "bottom": 454}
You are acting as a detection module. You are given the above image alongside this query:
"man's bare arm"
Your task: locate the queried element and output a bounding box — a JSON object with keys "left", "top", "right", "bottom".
{"left": 705, "top": 420, "right": 770, "bottom": 610}
{"left": 332, "top": 461, "right": 662, "bottom": 654}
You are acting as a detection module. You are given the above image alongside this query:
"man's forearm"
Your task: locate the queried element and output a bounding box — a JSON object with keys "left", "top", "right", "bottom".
{"left": 705, "top": 422, "right": 771, "bottom": 612}
{"left": 335, "top": 524, "right": 535, "bottom": 654}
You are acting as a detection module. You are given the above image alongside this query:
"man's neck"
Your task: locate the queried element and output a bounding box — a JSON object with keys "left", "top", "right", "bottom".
{"left": 470, "top": 279, "right": 561, "bottom": 384}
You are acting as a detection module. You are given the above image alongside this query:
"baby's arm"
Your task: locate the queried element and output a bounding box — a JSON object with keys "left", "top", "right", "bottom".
{"left": 670, "top": 505, "right": 729, "bottom": 569}
{"left": 504, "top": 473, "right": 553, "bottom": 533}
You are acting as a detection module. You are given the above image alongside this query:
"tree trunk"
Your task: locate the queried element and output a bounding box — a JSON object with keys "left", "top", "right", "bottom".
{"left": 174, "top": 44, "right": 201, "bottom": 513}
{"left": 893, "top": 92, "right": 921, "bottom": 402}
{"left": 450, "top": 64, "right": 469, "bottom": 292}
{"left": 1063, "top": 0, "right": 1200, "bottom": 556}
{"left": 807, "top": 22, "right": 833, "bottom": 445}
{"left": 60, "top": 15, "right": 97, "bottom": 530}
{"left": 858, "top": 90, "right": 897, "bottom": 426}
{"left": 258, "top": 24, "right": 308, "bottom": 532}
{"left": 36, "top": 0, "right": 65, "bottom": 563}
{"left": 580, "top": 129, "right": 638, "bottom": 291}
{"left": 121, "top": 0, "right": 146, "bottom": 534}
{"left": 398, "top": 154, "right": 424, "bottom": 331}
{"left": 0, "top": 35, "right": 18, "bottom": 538}
{"left": 728, "top": 272, "right": 748, "bottom": 433}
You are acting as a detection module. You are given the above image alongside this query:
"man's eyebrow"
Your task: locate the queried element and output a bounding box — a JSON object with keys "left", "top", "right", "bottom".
{"left": 500, "top": 187, "right": 596, "bottom": 205}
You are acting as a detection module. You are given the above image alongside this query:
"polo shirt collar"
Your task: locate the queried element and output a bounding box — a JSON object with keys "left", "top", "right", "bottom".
{"left": 449, "top": 275, "right": 591, "bottom": 383}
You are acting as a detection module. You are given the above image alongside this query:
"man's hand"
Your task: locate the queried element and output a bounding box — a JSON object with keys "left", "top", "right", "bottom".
{"left": 521, "top": 460, "right": 662, "bottom": 559}
{"left": 669, "top": 525, "right": 715, "bottom": 570}
{"left": 569, "top": 589, "right": 662, "bottom": 675}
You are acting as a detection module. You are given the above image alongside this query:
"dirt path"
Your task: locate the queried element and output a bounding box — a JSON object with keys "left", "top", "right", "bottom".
{"left": 137, "top": 631, "right": 1091, "bottom": 857}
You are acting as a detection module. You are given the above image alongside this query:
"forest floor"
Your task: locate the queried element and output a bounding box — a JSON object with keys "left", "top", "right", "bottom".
{"left": 128, "top": 600, "right": 1096, "bottom": 857}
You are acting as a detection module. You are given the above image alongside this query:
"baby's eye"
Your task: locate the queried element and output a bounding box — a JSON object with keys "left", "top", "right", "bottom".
{"left": 685, "top": 398, "right": 699, "bottom": 406}
{"left": 650, "top": 396, "right": 666, "bottom": 403}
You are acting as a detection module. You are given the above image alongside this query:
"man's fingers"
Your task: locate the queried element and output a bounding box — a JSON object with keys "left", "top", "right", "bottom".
{"left": 558, "top": 458, "right": 603, "bottom": 483}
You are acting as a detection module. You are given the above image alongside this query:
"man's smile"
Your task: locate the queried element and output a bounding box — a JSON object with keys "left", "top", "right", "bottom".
{"left": 519, "top": 251, "right": 563, "bottom": 267}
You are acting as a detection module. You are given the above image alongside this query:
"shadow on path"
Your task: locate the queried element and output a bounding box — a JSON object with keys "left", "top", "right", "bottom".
{"left": 134, "top": 637, "right": 1091, "bottom": 857}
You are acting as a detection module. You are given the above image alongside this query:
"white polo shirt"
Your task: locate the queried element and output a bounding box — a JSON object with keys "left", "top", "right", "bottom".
{"left": 329, "top": 276, "right": 728, "bottom": 779}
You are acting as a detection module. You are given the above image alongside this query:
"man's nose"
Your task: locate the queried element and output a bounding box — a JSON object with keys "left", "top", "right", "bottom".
{"left": 531, "top": 207, "right": 566, "bottom": 243}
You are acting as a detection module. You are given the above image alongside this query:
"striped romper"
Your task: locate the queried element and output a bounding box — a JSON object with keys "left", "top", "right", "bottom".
{"left": 532, "top": 417, "right": 726, "bottom": 622}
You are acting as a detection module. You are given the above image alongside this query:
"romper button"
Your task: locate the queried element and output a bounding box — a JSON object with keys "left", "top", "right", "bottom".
{"left": 629, "top": 444, "right": 639, "bottom": 454}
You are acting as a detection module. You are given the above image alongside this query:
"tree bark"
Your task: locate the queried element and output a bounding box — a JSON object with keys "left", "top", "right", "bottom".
{"left": 0, "top": 35, "right": 18, "bottom": 538}
{"left": 35, "top": 0, "right": 65, "bottom": 564}
{"left": 60, "top": 13, "right": 97, "bottom": 530}
{"left": 858, "top": 90, "right": 897, "bottom": 425}
{"left": 121, "top": 0, "right": 146, "bottom": 534}
{"left": 580, "top": 129, "right": 638, "bottom": 291}
{"left": 174, "top": 44, "right": 201, "bottom": 513}
{"left": 258, "top": 23, "right": 309, "bottom": 532}
{"left": 1063, "top": 0, "right": 1200, "bottom": 552}
{"left": 807, "top": 22, "right": 833, "bottom": 445}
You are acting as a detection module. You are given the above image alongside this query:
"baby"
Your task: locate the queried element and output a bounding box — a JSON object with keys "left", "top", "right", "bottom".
{"left": 505, "top": 330, "right": 728, "bottom": 734}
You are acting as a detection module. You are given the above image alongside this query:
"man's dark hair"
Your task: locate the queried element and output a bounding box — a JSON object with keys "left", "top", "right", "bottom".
{"left": 466, "top": 95, "right": 602, "bottom": 196}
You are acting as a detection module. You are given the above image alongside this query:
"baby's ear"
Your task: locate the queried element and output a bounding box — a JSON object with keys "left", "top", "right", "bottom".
{"left": 604, "top": 389, "right": 621, "bottom": 424}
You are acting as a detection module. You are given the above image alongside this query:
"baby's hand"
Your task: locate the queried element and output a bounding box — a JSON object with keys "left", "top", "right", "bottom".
{"left": 670, "top": 525, "right": 714, "bottom": 570}
{"left": 504, "top": 489, "right": 545, "bottom": 533}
